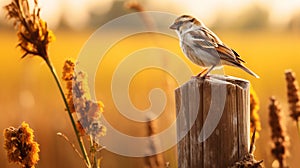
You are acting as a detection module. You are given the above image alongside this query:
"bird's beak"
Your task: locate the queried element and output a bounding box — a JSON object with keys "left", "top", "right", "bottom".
{"left": 169, "top": 22, "right": 179, "bottom": 30}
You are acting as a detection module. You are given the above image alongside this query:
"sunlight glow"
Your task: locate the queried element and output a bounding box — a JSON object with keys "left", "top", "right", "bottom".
{"left": 62, "top": 0, "right": 113, "bottom": 29}
{"left": 1, "top": 0, "right": 299, "bottom": 29}
{"left": 39, "top": 0, "right": 62, "bottom": 29}
{"left": 146, "top": 0, "right": 254, "bottom": 26}
{"left": 63, "top": 0, "right": 90, "bottom": 30}
{"left": 269, "top": 0, "right": 300, "bottom": 27}
{"left": 146, "top": 0, "right": 300, "bottom": 28}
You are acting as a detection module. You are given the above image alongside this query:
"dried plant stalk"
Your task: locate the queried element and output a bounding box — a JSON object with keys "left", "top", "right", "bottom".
{"left": 62, "top": 59, "right": 106, "bottom": 168}
{"left": 124, "top": 0, "right": 144, "bottom": 12}
{"left": 62, "top": 59, "right": 106, "bottom": 141}
{"left": 250, "top": 87, "right": 261, "bottom": 140}
{"left": 285, "top": 69, "right": 300, "bottom": 137}
{"left": 144, "top": 113, "right": 166, "bottom": 168}
{"left": 3, "top": 122, "right": 40, "bottom": 168}
{"left": 285, "top": 69, "right": 300, "bottom": 121}
{"left": 269, "top": 97, "right": 289, "bottom": 168}
{"left": 230, "top": 128, "right": 263, "bottom": 168}
{"left": 124, "top": 0, "right": 155, "bottom": 31}
{"left": 4, "top": 0, "right": 90, "bottom": 166}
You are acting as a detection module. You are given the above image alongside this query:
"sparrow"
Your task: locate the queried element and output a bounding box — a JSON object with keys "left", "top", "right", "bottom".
{"left": 169, "top": 15, "right": 259, "bottom": 78}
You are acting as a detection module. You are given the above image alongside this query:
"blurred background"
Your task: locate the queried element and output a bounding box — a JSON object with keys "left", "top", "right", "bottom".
{"left": 1, "top": 0, "right": 300, "bottom": 167}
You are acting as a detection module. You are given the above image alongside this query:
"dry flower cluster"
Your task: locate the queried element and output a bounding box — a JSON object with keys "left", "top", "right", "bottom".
{"left": 4, "top": 0, "right": 55, "bottom": 61}
{"left": 250, "top": 88, "right": 261, "bottom": 139}
{"left": 5, "top": 1, "right": 300, "bottom": 168}
{"left": 269, "top": 97, "right": 288, "bottom": 168}
{"left": 230, "top": 127, "right": 263, "bottom": 168}
{"left": 3, "top": 122, "right": 40, "bottom": 168}
{"left": 230, "top": 153, "right": 263, "bottom": 168}
{"left": 4, "top": 0, "right": 106, "bottom": 167}
{"left": 125, "top": 0, "right": 144, "bottom": 12}
{"left": 62, "top": 59, "right": 106, "bottom": 141}
{"left": 265, "top": 69, "right": 300, "bottom": 167}
{"left": 285, "top": 69, "right": 300, "bottom": 121}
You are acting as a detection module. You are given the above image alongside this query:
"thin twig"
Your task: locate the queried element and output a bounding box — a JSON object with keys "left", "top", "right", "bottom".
{"left": 4, "top": 0, "right": 91, "bottom": 167}
{"left": 249, "top": 127, "right": 256, "bottom": 154}
{"left": 297, "top": 121, "right": 300, "bottom": 139}
{"left": 57, "top": 132, "right": 86, "bottom": 164}
{"left": 45, "top": 60, "right": 91, "bottom": 167}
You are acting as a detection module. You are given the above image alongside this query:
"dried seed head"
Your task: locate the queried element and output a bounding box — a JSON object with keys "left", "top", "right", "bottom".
{"left": 124, "top": 0, "right": 155, "bottom": 31}
{"left": 250, "top": 87, "right": 261, "bottom": 139}
{"left": 62, "top": 59, "right": 76, "bottom": 113}
{"left": 3, "top": 122, "right": 40, "bottom": 168}
{"left": 62, "top": 60, "right": 106, "bottom": 142}
{"left": 285, "top": 69, "right": 300, "bottom": 121}
{"left": 269, "top": 97, "right": 289, "bottom": 168}
{"left": 62, "top": 59, "right": 75, "bottom": 81}
{"left": 4, "top": 0, "right": 55, "bottom": 61}
{"left": 124, "top": 0, "right": 144, "bottom": 12}
{"left": 230, "top": 153, "right": 263, "bottom": 168}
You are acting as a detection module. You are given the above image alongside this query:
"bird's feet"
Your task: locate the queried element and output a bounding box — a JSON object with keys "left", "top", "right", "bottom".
{"left": 191, "top": 74, "right": 210, "bottom": 80}
{"left": 191, "top": 68, "right": 210, "bottom": 79}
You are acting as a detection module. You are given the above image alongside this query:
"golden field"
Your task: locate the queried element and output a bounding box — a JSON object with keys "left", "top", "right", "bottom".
{"left": 0, "top": 29, "right": 300, "bottom": 168}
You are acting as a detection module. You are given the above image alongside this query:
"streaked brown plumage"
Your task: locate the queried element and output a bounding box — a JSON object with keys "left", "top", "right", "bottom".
{"left": 170, "top": 15, "right": 259, "bottom": 78}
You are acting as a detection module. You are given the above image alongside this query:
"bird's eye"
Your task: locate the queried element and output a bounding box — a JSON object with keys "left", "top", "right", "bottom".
{"left": 190, "top": 18, "right": 195, "bottom": 22}
{"left": 178, "top": 21, "right": 183, "bottom": 25}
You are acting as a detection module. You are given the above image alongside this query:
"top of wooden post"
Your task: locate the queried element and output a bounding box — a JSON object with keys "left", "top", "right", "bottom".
{"left": 177, "top": 74, "right": 250, "bottom": 91}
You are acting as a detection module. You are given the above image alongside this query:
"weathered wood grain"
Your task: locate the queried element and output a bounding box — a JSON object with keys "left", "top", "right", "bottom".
{"left": 176, "top": 75, "right": 250, "bottom": 168}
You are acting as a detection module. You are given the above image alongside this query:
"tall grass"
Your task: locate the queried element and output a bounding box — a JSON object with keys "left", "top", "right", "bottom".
{"left": 3, "top": 0, "right": 105, "bottom": 167}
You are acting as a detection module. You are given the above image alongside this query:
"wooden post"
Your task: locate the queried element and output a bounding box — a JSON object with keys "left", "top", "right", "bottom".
{"left": 176, "top": 75, "right": 250, "bottom": 168}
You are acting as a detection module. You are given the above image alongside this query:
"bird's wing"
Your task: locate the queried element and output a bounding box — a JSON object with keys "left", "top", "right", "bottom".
{"left": 199, "top": 26, "right": 223, "bottom": 45}
{"left": 188, "top": 29, "right": 217, "bottom": 48}
{"left": 190, "top": 27, "right": 245, "bottom": 64}
{"left": 217, "top": 45, "right": 245, "bottom": 64}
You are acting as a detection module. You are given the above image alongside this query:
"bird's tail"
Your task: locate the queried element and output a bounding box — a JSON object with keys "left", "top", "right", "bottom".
{"left": 238, "top": 64, "right": 260, "bottom": 78}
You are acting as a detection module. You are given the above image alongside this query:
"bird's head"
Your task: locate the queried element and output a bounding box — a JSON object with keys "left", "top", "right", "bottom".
{"left": 169, "top": 15, "right": 202, "bottom": 32}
